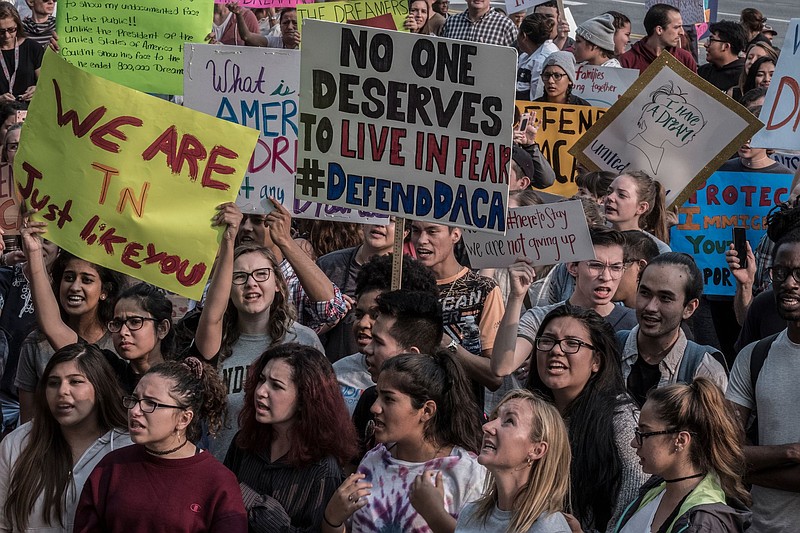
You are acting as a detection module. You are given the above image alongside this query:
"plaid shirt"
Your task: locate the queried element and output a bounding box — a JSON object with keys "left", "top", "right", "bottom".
{"left": 441, "top": 8, "right": 518, "bottom": 47}
{"left": 280, "top": 259, "right": 347, "bottom": 330}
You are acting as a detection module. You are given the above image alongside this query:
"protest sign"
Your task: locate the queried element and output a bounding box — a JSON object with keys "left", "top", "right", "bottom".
{"left": 184, "top": 45, "right": 300, "bottom": 214}
{"left": 297, "top": 0, "right": 408, "bottom": 36}
{"left": 752, "top": 18, "right": 800, "bottom": 150}
{"left": 572, "top": 65, "right": 638, "bottom": 107}
{"left": 15, "top": 51, "right": 259, "bottom": 299}
{"left": 505, "top": 0, "right": 549, "bottom": 16}
{"left": 571, "top": 53, "right": 762, "bottom": 208}
{"left": 293, "top": 200, "right": 390, "bottom": 223}
{"left": 462, "top": 200, "right": 594, "bottom": 269}
{"left": 516, "top": 101, "right": 606, "bottom": 197}
{"left": 0, "top": 165, "right": 20, "bottom": 235}
{"left": 297, "top": 20, "right": 516, "bottom": 234}
{"left": 214, "top": 0, "right": 313, "bottom": 6}
{"left": 770, "top": 151, "right": 800, "bottom": 172}
{"left": 56, "top": 0, "right": 211, "bottom": 95}
{"left": 670, "top": 171, "right": 794, "bottom": 296}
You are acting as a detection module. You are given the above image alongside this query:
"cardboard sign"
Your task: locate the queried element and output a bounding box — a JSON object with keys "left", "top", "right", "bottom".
{"left": 670, "top": 171, "right": 794, "bottom": 296}
{"left": 0, "top": 165, "right": 21, "bottom": 235}
{"left": 752, "top": 19, "right": 800, "bottom": 151}
{"left": 462, "top": 200, "right": 594, "bottom": 269}
{"left": 571, "top": 53, "right": 762, "bottom": 208}
{"left": 572, "top": 65, "right": 638, "bottom": 107}
{"left": 184, "top": 45, "right": 300, "bottom": 214}
{"left": 56, "top": 0, "right": 211, "bottom": 95}
{"left": 516, "top": 101, "right": 607, "bottom": 197}
{"left": 15, "top": 51, "right": 259, "bottom": 299}
{"left": 297, "top": 0, "right": 408, "bottom": 37}
{"left": 297, "top": 20, "right": 516, "bottom": 233}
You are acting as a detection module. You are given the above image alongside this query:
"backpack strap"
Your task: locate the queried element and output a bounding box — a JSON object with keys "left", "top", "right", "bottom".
{"left": 616, "top": 330, "right": 632, "bottom": 353}
{"left": 750, "top": 332, "right": 780, "bottom": 394}
{"left": 676, "top": 341, "right": 726, "bottom": 383}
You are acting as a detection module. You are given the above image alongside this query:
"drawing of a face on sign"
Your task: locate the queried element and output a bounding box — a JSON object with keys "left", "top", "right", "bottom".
{"left": 630, "top": 82, "right": 707, "bottom": 174}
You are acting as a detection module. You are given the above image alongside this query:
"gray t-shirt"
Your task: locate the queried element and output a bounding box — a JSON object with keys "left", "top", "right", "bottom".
{"left": 210, "top": 323, "right": 323, "bottom": 460}
{"left": 456, "top": 504, "right": 570, "bottom": 533}
{"left": 332, "top": 352, "right": 374, "bottom": 417}
{"left": 726, "top": 329, "right": 800, "bottom": 533}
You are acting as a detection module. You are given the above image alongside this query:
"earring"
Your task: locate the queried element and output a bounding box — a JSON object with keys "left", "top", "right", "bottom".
{"left": 100, "top": 295, "right": 106, "bottom": 300}
{"left": 526, "top": 457, "right": 533, "bottom": 467}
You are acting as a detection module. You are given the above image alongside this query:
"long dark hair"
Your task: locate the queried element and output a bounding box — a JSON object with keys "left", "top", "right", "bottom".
{"left": 526, "top": 305, "right": 630, "bottom": 531}
{"left": 116, "top": 283, "right": 175, "bottom": 357}
{"left": 51, "top": 251, "right": 123, "bottom": 325}
{"left": 381, "top": 351, "right": 482, "bottom": 453}
{"left": 236, "top": 343, "right": 357, "bottom": 466}
{"left": 4, "top": 344, "right": 126, "bottom": 530}
{"left": 742, "top": 56, "right": 775, "bottom": 96}
{"left": 219, "top": 245, "right": 295, "bottom": 360}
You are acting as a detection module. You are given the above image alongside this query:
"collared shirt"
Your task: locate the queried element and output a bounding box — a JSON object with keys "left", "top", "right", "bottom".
{"left": 280, "top": 259, "right": 348, "bottom": 330}
{"left": 441, "top": 8, "right": 517, "bottom": 47}
{"left": 620, "top": 326, "right": 728, "bottom": 401}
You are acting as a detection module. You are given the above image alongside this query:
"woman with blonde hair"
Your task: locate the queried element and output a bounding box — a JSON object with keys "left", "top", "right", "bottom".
{"left": 615, "top": 378, "right": 751, "bottom": 532}
{"left": 456, "top": 389, "right": 571, "bottom": 532}
{"left": 604, "top": 170, "right": 671, "bottom": 251}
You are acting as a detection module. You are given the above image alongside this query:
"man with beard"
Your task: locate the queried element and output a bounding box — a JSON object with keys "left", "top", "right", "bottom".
{"left": 726, "top": 229, "right": 800, "bottom": 533}
{"left": 618, "top": 252, "right": 728, "bottom": 407}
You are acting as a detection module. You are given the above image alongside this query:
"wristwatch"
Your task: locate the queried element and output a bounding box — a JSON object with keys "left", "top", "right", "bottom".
{"left": 447, "top": 338, "right": 458, "bottom": 354}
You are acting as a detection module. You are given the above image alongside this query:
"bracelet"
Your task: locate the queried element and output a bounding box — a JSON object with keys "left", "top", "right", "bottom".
{"left": 323, "top": 513, "right": 343, "bottom": 529}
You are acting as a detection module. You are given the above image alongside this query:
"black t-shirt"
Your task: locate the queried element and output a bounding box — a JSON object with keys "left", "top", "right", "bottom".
{"left": 0, "top": 38, "right": 44, "bottom": 97}
{"left": 627, "top": 356, "right": 661, "bottom": 408}
{"left": 99, "top": 348, "right": 139, "bottom": 394}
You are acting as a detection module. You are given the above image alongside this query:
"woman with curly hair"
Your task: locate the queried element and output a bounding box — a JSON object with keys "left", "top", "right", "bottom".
{"left": 73, "top": 358, "right": 246, "bottom": 532}
{"left": 225, "top": 343, "right": 357, "bottom": 532}
{"left": 615, "top": 378, "right": 751, "bottom": 532}
{"left": 195, "top": 203, "right": 323, "bottom": 459}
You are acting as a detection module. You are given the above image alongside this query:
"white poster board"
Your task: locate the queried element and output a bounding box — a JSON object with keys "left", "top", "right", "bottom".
{"left": 462, "top": 200, "right": 594, "bottom": 269}
{"left": 296, "top": 20, "right": 516, "bottom": 234}
{"left": 752, "top": 18, "right": 800, "bottom": 151}
{"left": 573, "top": 65, "right": 638, "bottom": 107}
{"left": 570, "top": 53, "right": 762, "bottom": 208}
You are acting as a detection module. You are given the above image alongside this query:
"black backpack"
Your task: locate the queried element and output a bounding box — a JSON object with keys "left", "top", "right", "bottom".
{"left": 745, "top": 332, "right": 780, "bottom": 445}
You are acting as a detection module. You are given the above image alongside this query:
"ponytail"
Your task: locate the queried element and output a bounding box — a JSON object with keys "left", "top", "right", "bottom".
{"left": 147, "top": 358, "right": 228, "bottom": 441}
{"left": 622, "top": 170, "right": 670, "bottom": 244}
{"left": 381, "top": 351, "right": 482, "bottom": 453}
{"left": 647, "top": 378, "right": 750, "bottom": 505}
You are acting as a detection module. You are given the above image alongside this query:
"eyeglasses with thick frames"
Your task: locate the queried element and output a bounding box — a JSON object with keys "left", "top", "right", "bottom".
{"left": 584, "top": 260, "right": 626, "bottom": 279}
{"left": 535, "top": 336, "right": 596, "bottom": 354}
{"left": 107, "top": 316, "right": 159, "bottom": 333}
{"left": 232, "top": 268, "right": 272, "bottom": 285}
{"left": 768, "top": 265, "right": 800, "bottom": 284}
{"left": 122, "top": 396, "right": 186, "bottom": 413}
{"left": 705, "top": 37, "right": 727, "bottom": 46}
{"left": 541, "top": 72, "right": 566, "bottom": 81}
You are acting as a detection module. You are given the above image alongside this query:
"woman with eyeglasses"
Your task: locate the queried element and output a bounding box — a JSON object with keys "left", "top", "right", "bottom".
{"left": 534, "top": 52, "right": 590, "bottom": 106}
{"left": 523, "top": 305, "right": 645, "bottom": 532}
{"left": 195, "top": 202, "right": 323, "bottom": 460}
{"left": 0, "top": 3, "right": 42, "bottom": 107}
{"left": 73, "top": 358, "right": 247, "bottom": 532}
{"left": 604, "top": 170, "right": 671, "bottom": 252}
{"left": 0, "top": 343, "right": 133, "bottom": 533}
{"left": 614, "top": 378, "right": 751, "bottom": 532}
{"left": 21, "top": 214, "right": 176, "bottom": 398}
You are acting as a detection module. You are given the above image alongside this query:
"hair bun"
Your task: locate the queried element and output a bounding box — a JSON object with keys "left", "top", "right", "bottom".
{"left": 183, "top": 357, "right": 204, "bottom": 379}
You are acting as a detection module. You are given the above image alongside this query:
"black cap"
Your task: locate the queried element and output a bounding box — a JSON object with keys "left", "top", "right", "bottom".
{"left": 512, "top": 146, "right": 536, "bottom": 184}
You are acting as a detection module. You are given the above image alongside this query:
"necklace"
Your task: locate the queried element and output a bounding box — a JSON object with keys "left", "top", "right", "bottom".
{"left": 145, "top": 439, "right": 189, "bottom": 456}
{"left": 664, "top": 472, "right": 705, "bottom": 483}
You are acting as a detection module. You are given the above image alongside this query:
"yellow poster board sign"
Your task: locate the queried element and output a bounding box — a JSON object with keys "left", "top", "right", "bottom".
{"left": 297, "top": 0, "right": 409, "bottom": 36}
{"left": 15, "top": 51, "right": 259, "bottom": 299}
{"left": 516, "top": 101, "right": 607, "bottom": 197}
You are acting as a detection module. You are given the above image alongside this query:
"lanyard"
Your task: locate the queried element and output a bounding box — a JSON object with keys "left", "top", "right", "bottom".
{"left": 0, "top": 43, "right": 19, "bottom": 95}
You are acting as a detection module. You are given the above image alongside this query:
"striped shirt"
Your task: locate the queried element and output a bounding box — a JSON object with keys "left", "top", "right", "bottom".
{"left": 22, "top": 16, "right": 55, "bottom": 48}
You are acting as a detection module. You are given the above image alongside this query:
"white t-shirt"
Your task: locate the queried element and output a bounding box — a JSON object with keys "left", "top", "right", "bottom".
{"left": 456, "top": 504, "right": 570, "bottom": 532}
{"left": 333, "top": 352, "right": 374, "bottom": 416}
{"left": 619, "top": 491, "right": 664, "bottom": 533}
{"left": 726, "top": 329, "right": 800, "bottom": 532}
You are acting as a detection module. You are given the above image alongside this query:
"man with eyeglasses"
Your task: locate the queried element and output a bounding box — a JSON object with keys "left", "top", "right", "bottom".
{"left": 726, "top": 229, "right": 800, "bottom": 533}
{"left": 698, "top": 21, "right": 748, "bottom": 93}
{"left": 491, "top": 226, "right": 637, "bottom": 379}
{"left": 618, "top": 252, "right": 728, "bottom": 408}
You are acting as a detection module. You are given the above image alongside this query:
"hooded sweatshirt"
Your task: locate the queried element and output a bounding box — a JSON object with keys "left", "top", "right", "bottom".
{"left": 620, "top": 39, "right": 697, "bottom": 74}
{"left": 613, "top": 473, "right": 751, "bottom": 533}
{"left": 698, "top": 58, "right": 745, "bottom": 92}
